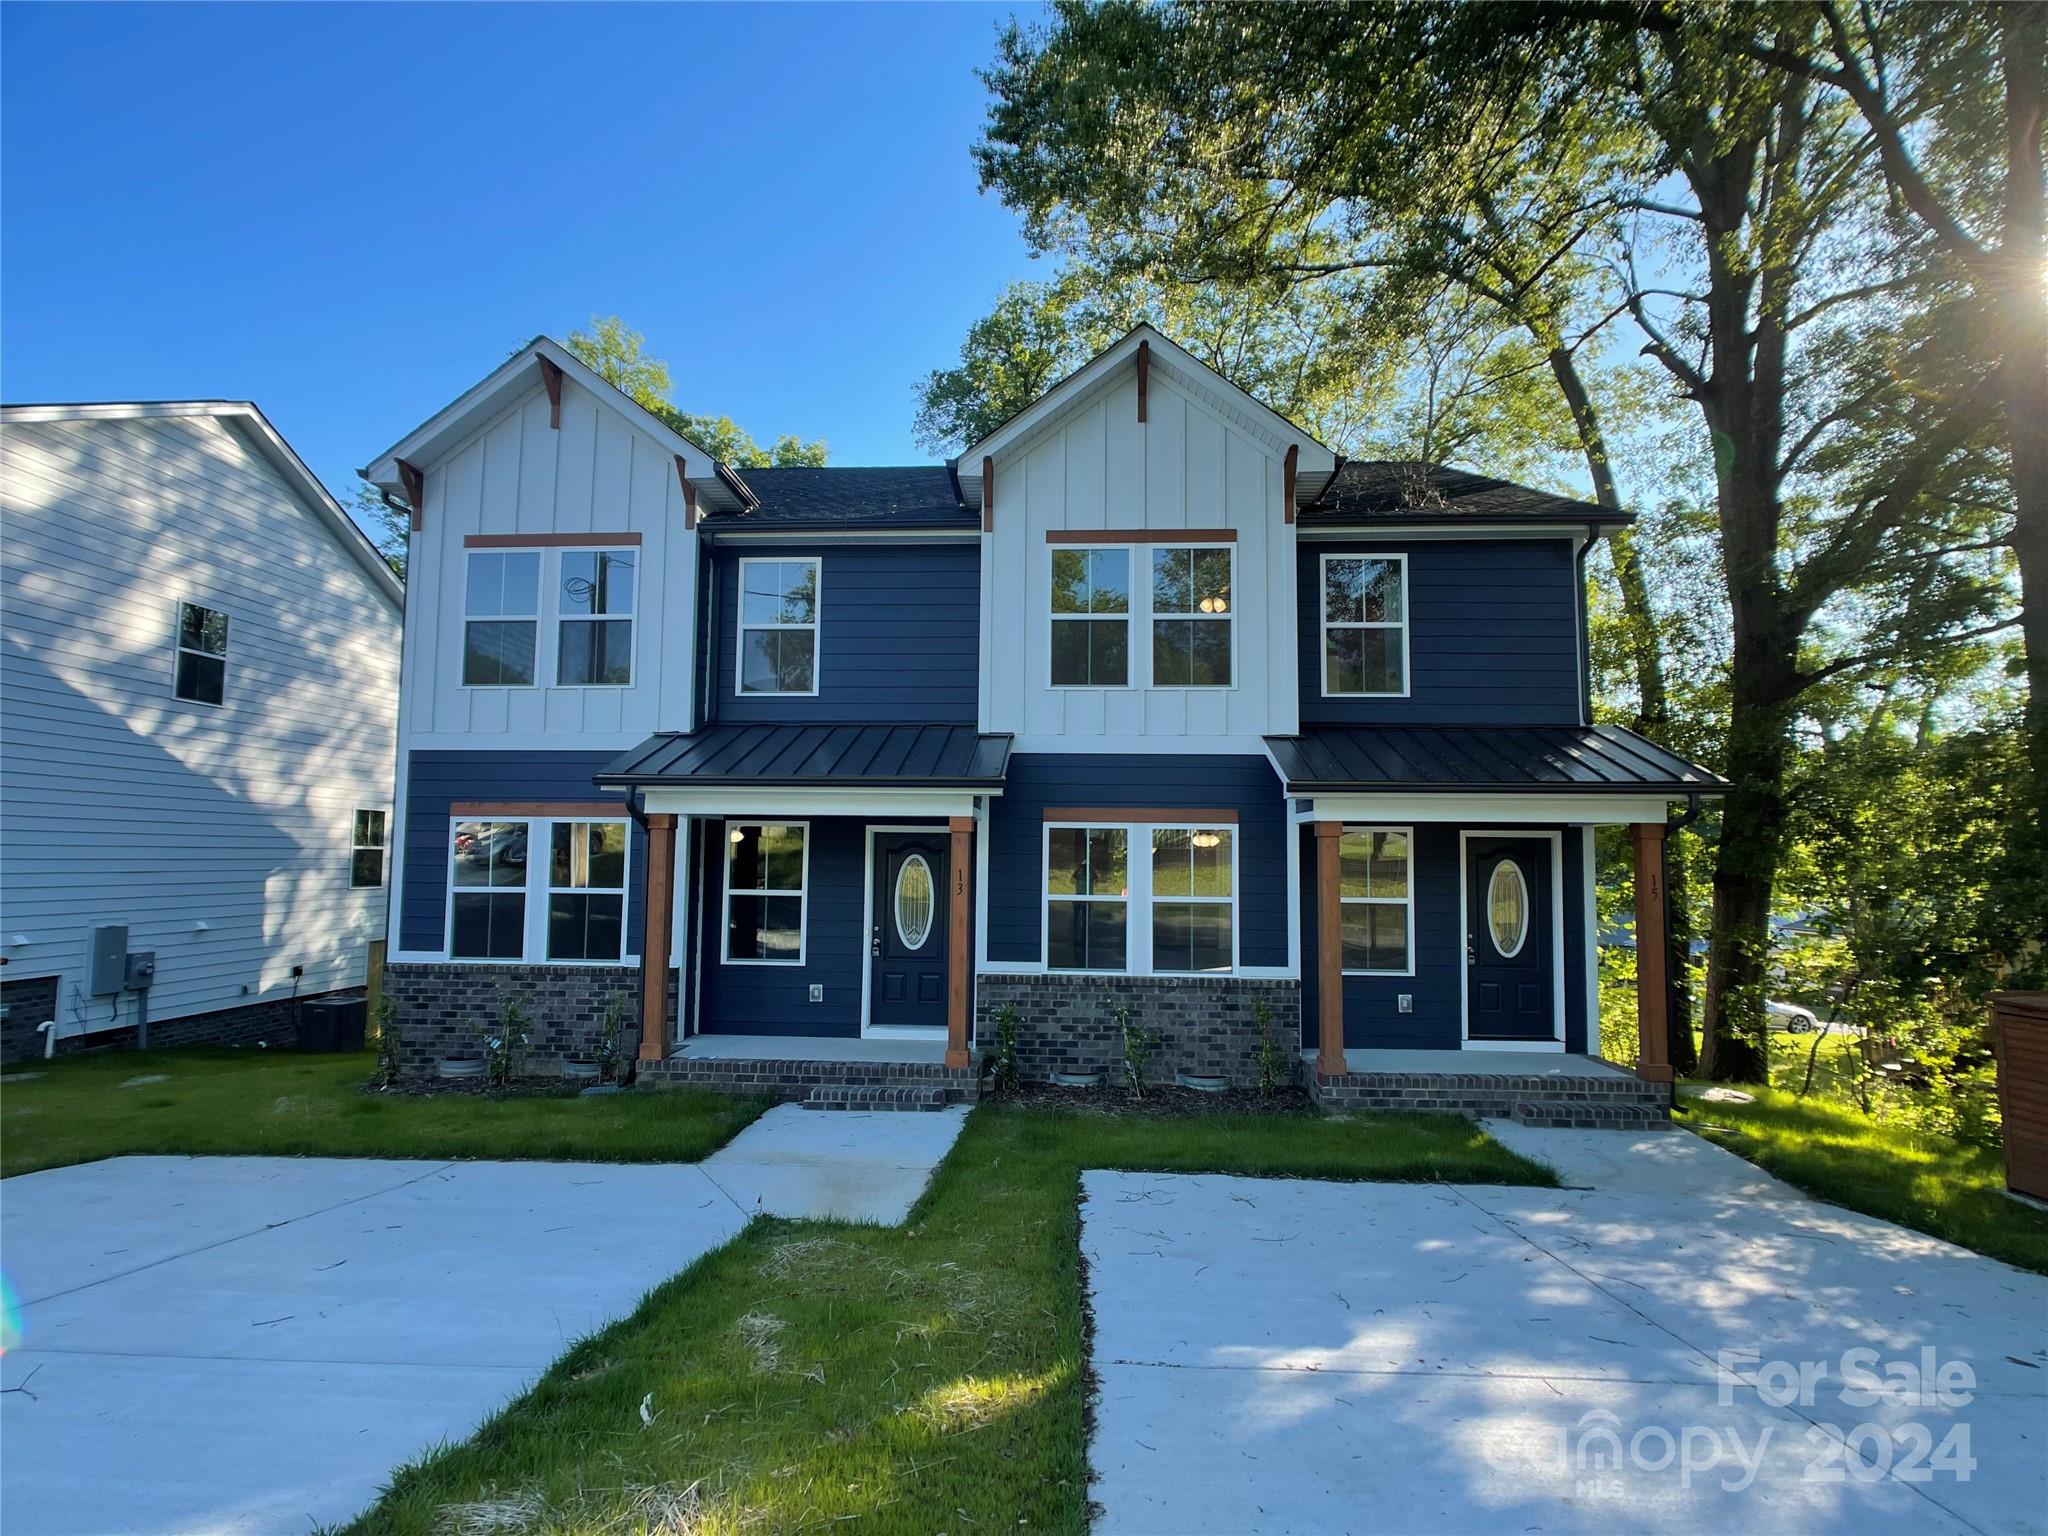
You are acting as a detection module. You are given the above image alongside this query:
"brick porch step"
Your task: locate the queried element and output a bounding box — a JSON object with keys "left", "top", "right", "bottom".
{"left": 1511, "top": 1099, "right": 1673, "bottom": 1130}
{"left": 1307, "top": 1063, "right": 1669, "bottom": 1127}
{"left": 636, "top": 1050, "right": 980, "bottom": 1105}
{"left": 804, "top": 1085, "right": 949, "bottom": 1111}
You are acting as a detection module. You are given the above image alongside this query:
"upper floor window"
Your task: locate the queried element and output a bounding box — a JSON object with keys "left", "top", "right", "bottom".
{"left": 738, "top": 559, "right": 819, "bottom": 695}
{"left": 351, "top": 809, "right": 387, "bottom": 889}
{"left": 557, "top": 550, "right": 635, "bottom": 687}
{"left": 1322, "top": 553, "right": 1407, "bottom": 696}
{"left": 173, "top": 601, "right": 228, "bottom": 705}
{"left": 1151, "top": 547, "right": 1232, "bottom": 687}
{"left": 1050, "top": 548, "right": 1130, "bottom": 687}
{"left": 724, "top": 822, "right": 807, "bottom": 961}
{"left": 463, "top": 551, "right": 540, "bottom": 687}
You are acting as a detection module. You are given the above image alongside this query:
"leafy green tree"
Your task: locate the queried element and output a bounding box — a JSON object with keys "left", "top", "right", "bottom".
{"left": 565, "top": 317, "right": 828, "bottom": 467}
{"left": 351, "top": 481, "right": 407, "bottom": 580}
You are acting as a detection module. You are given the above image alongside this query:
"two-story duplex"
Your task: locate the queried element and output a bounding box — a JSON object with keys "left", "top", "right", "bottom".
{"left": 363, "top": 328, "right": 1718, "bottom": 1105}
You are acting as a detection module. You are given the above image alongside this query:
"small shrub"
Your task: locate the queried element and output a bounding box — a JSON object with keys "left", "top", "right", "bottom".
{"left": 475, "top": 991, "right": 532, "bottom": 1090}
{"left": 372, "top": 995, "right": 402, "bottom": 1087}
{"left": 1118, "top": 1005, "right": 1158, "bottom": 1098}
{"left": 989, "top": 1004, "right": 1020, "bottom": 1092}
{"left": 1252, "top": 997, "right": 1285, "bottom": 1099}
{"left": 597, "top": 993, "right": 631, "bottom": 1084}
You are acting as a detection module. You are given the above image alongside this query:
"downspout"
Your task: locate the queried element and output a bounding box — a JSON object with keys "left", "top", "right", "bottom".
{"left": 1577, "top": 522, "right": 1597, "bottom": 725}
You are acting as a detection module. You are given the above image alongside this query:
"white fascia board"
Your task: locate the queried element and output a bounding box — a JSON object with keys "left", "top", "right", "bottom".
{"left": 632, "top": 786, "right": 987, "bottom": 819}
{"left": 1303, "top": 792, "right": 1681, "bottom": 824}
{"left": 961, "top": 323, "right": 1335, "bottom": 485}
{"left": 1, "top": 399, "right": 403, "bottom": 611}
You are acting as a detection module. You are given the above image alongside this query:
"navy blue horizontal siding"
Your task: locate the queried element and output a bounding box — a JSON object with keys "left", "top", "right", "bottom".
{"left": 1298, "top": 539, "right": 1583, "bottom": 725}
{"left": 399, "top": 751, "right": 643, "bottom": 955}
{"left": 986, "top": 753, "right": 1288, "bottom": 968}
{"left": 713, "top": 542, "right": 980, "bottom": 723}
{"left": 1301, "top": 822, "right": 1589, "bottom": 1051}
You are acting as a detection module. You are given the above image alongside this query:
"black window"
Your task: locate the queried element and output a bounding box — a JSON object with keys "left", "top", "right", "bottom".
{"left": 174, "top": 602, "right": 228, "bottom": 705}
{"left": 351, "top": 810, "right": 387, "bottom": 889}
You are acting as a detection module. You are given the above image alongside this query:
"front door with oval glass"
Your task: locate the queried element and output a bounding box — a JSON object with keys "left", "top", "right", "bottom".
{"left": 870, "top": 832, "right": 949, "bottom": 1030}
{"left": 1464, "top": 835, "right": 1555, "bottom": 1041}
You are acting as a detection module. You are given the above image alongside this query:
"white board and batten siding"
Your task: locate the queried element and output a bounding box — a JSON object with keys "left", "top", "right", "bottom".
{"left": 979, "top": 365, "right": 1300, "bottom": 753}
{"left": 401, "top": 374, "right": 697, "bottom": 751}
{"left": 0, "top": 410, "right": 402, "bottom": 1035}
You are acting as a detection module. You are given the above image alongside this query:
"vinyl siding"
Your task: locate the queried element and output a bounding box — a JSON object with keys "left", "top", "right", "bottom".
{"left": 396, "top": 750, "right": 645, "bottom": 955}
{"left": 1297, "top": 539, "right": 1583, "bottom": 725}
{"left": 984, "top": 753, "right": 1288, "bottom": 969}
{"left": 711, "top": 542, "right": 980, "bottom": 724}
{"left": 0, "top": 413, "right": 400, "bottom": 1032}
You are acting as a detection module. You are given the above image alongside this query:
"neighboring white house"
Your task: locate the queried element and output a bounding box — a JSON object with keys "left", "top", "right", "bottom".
{"left": 0, "top": 401, "right": 403, "bottom": 1061}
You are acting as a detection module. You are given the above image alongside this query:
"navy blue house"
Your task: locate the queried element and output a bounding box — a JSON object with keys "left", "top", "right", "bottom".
{"left": 362, "top": 328, "right": 1720, "bottom": 1095}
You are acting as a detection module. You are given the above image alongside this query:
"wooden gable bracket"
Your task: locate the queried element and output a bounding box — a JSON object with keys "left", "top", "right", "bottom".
{"left": 981, "top": 455, "right": 995, "bottom": 534}
{"left": 675, "top": 455, "right": 699, "bottom": 530}
{"left": 1283, "top": 444, "right": 1299, "bottom": 526}
{"left": 537, "top": 354, "right": 565, "bottom": 429}
{"left": 396, "top": 458, "right": 426, "bottom": 533}
{"left": 1136, "top": 338, "right": 1149, "bottom": 424}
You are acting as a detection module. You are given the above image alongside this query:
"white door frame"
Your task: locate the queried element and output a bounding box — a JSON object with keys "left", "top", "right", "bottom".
{"left": 861, "top": 823, "right": 952, "bottom": 1039}
{"left": 1457, "top": 829, "right": 1566, "bottom": 1052}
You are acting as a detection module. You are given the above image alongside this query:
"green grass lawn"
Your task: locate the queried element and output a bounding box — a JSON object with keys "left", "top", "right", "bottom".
{"left": 352, "top": 1104, "right": 1553, "bottom": 1535}
{"left": 1681, "top": 1082, "right": 2048, "bottom": 1275}
{"left": 0, "top": 1048, "right": 764, "bottom": 1177}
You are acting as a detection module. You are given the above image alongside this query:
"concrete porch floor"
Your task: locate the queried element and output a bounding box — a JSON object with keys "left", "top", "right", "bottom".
{"left": 673, "top": 1033, "right": 949, "bottom": 1065}
{"left": 1307, "top": 1047, "right": 1633, "bottom": 1079}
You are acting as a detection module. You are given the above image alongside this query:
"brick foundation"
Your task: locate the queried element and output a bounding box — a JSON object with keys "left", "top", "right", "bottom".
{"left": 976, "top": 973, "right": 1302, "bottom": 1090}
{"left": 638, "top": 1052, "right": 979, "bottom": 1104}
{"left": 382, "top": 962, "right": 664, "bottom": 1077}
{"left": 0, "top": 972, "right": 335, "bottom": 1063}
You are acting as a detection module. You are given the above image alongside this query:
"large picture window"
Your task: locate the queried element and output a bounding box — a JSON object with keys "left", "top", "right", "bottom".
{"left": 548, "top": 821, "right": 627, "bottom": 961}
{"left": 738, "top": 559, "right": 820, "bottom": 695}
{"left": 1050, "top": 548, "right": 1130, "bottom": 687}
{"left": 463, "top": 551, "right": 541, "bottom": 687}
{"left": 1339, "top": 826, "right": 1412, "bottom": 974}
{"left": 1151, "top": 547, "right": 1233, "bottom": 687}
{"left": 173, "top": 601, "right": 228, "bottom": 705}
{"left": 1322, "top": 554, "right": 1407, "bottom": 696}
{"left": 556, "top": 550, "right": 635, "bottom": 687}
{"left": 725, "top": 822, "right": 807, "bottom": 961}
{"left": 1150, "top": 827, "right": 1234, "bottom": 972}
{"left": 449, "top": 820, "right": 529, "bottom": 958}
{"left": 1046, "top": 825, "right": 1129, "bottom": 970}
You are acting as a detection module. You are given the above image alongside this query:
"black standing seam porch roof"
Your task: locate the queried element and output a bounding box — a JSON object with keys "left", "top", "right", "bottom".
{"left": 599, "top": 722, "right": 1013, "bottom": 789}
{"left": 1262, "top": 724, "right": 1725, "bottom": 795}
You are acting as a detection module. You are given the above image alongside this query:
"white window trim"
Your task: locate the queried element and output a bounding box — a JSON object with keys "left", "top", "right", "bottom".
{"left": 1339, "top": 823, "right": 1416, "bottom": 978}
{"left": 1319, "top": 551, "right": 1411, "bottom": 699}
{"left": 543, "top": 819, "right": 633, "bottom": 962}
{"left": 721, "top": 819, "right": 811, "bottom": 965}
{"left": 460, "top": 549, "right": 542, "bottom": 691}
{"left": 351, "top": 808, "right": 388, "bottom": 890}
{"left": 1147, "top": 544, "right": 1237, "bottom": 691}
{"left": 443, "top": 816, "right": 638, "bottom": 966}
{"left": 735, "top": 557, "right": 822, "bottom": 699}
{"left": 172, "top": 599, "right": 228, "bottom": 707}
{"left": 553, "top": 547, "right": 640, "bottom": 690}
{"left": 1040, "top": 820, "right": 1240, "bottom": 976}
{"left": 1047, "top": 546, "right": 1135, "bottom": 691}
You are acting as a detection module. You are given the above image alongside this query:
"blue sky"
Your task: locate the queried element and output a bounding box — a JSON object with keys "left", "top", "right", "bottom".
{"left": 1, "top": 2, "right": 1044, "bottom": 506}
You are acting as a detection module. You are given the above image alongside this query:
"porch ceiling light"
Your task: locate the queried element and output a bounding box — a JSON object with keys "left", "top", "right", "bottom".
{"left": 1192, "top": 830, "right": 1221, "bottom": 849}
{"left": 729, "top": 827, "right": 746, "bottom": 844}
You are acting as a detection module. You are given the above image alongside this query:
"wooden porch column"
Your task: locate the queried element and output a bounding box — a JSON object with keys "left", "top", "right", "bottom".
{"left": 947, "top": 816, "right": 974, "bottom": 1068}
{"left": 639, "top": 813, "right": 678, "bottom": 1062}
{"left": 1632, "top": 821, "right": 1674, "bottom": 1083}
{"left": 1315, "top": 822, "right": 1348, "bottom": 1080}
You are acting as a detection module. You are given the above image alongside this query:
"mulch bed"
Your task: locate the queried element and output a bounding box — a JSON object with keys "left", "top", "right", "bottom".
{"left": 360, "top": 1075, "right": 614, "bottom": 1100}
{"left": 985, "top": 1079, "right": 1313, "bottom": 1116}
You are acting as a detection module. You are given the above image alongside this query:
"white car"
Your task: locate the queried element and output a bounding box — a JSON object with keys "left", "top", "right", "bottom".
{"left": 1767, "top": 1000, "right": 1821, "bottom": 1033}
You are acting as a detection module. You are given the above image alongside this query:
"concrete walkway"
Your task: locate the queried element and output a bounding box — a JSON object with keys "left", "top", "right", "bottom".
{"left": 1083, "top": 1124, "right": 2048, "bottom": 1535}
{"left": 0, "top": 1105, "right": 965, "bottom": 1535}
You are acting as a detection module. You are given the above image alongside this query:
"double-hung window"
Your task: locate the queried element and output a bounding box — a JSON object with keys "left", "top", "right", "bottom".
{"left": 1045, "top": 825, "right": 1129, "bottom": 970}
{"left": 724, "top": 822, "right": 807, "bottom": 961}
{"left": 351, "top": 810, "right": 387, "bottom": 889}
{"left": 1322, "top": 554, "right": 1407, "bottom": 696}
{"left": 738, "top": 559, "right": 820, "bottom": 695}
{"left": 1339, "top": 826, "right": 1412, "bottom": 973}
{"left": 173, "top": 601, "right": 228, "bottom": 705}
{"left": 1150, "top": 827, "right": 1234, "bottom": 972}
{"left": 449, "top": 820, "right": 530, "bottom": 958}
{"left": 1050, "top": 549, "right": 1130, "bottom": 687}
{"left": 557, "top": 550, "right": 635, "bottom": 687}
{"left": 463, "top": 551, "right": 541, "bottom": 686}
{"left": 1150, "top": 547, "right": 1233, "bottom": 687}
{"left": 547, "top": 821, "right": 627, "bottom": 961}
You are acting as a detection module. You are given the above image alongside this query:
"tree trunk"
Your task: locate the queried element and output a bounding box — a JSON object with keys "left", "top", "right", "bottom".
{"left": 1699, "top": 666, "right": 1792, "bottom": 1081}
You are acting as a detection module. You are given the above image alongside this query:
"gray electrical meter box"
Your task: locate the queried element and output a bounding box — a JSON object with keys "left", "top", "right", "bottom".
{"left": 124, "top": 952, "right": 156, "bottom": 990}
{"left": 89, "top": 925, "right": 129, "bottom": 995}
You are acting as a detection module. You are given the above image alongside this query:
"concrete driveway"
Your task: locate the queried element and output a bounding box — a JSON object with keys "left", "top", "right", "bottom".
{"left": 0, "top": 1105, "right": 966, "bottom": 1535}
{"left": 1083, "top": 1124, "right": 2048, "bottom": 1535}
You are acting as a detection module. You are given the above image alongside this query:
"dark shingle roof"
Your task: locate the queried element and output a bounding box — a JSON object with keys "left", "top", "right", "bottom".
{"left": 1301, "top": 461, "right": 1627, "bottom": 527}
{"left": 599, "top": 722, "right": 1012, "bottom": 788}
{"left": 1263, "top": 724, "right": 1723, "bottom": 793}
{"left": 707, "top": 466, "right": 977, "bottom": 529}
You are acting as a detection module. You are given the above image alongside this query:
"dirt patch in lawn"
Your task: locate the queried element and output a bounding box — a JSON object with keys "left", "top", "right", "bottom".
{"left": 986, "top": 1080, "right": 1314, "bottom": 1116}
